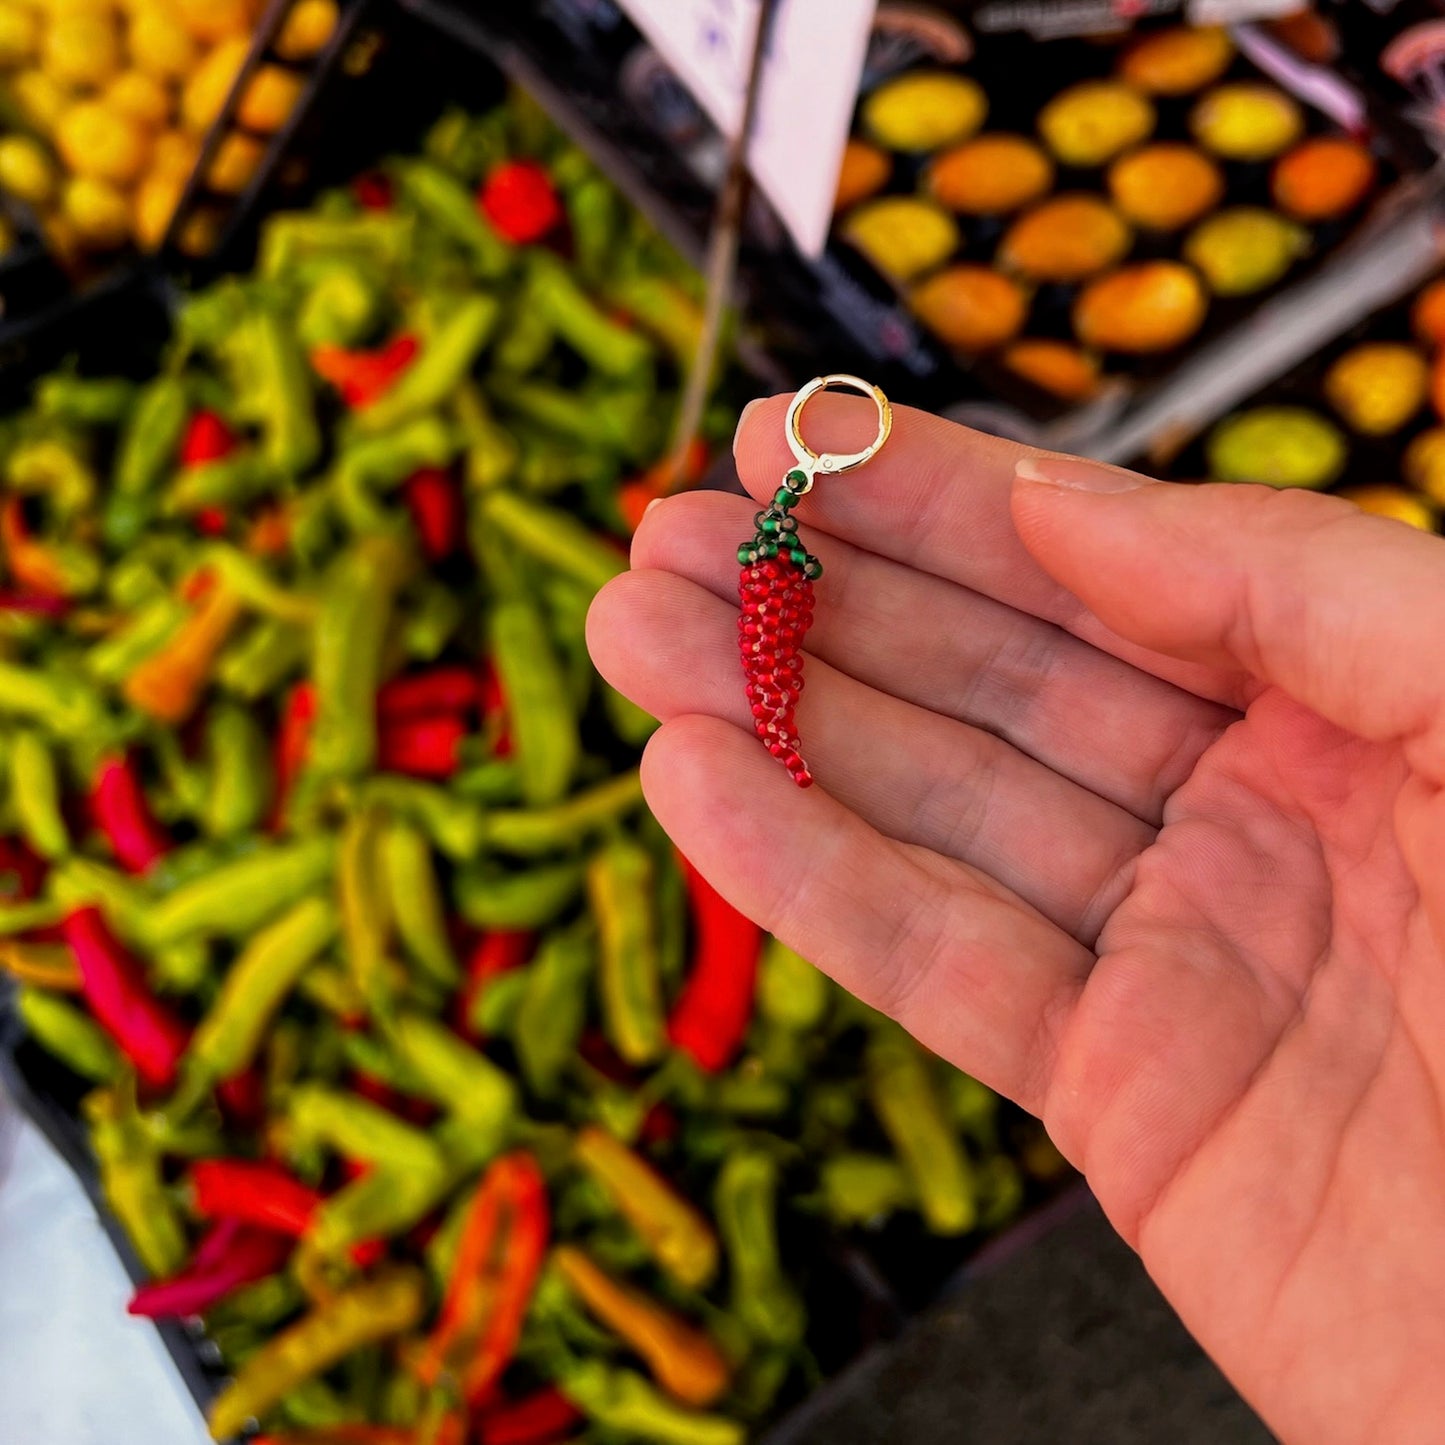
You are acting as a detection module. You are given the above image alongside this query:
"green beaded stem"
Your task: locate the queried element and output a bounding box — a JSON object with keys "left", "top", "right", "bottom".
{"left": 736, "top": 469, "right": 824, "bottom": 578}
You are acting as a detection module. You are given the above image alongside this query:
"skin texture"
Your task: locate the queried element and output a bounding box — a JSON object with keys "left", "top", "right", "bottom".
{"left": 587, "top": 395, "right": 1445, "bottom": 1445}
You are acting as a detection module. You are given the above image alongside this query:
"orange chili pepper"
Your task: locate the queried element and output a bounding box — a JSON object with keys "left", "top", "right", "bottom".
{"left": 414, "top": 1151, "right": 550, "bottom": 1405}
{"left": 123, "top": 581, "right": 243, "bottom": 723}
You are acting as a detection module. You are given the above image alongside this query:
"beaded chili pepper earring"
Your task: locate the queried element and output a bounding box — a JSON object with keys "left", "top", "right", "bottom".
{"left": 737, "top": 374, "right": 892, "bottom": 788}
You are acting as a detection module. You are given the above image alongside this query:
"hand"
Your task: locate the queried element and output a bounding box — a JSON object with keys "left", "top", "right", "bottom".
{"left": 587, "top": 395, "right": 1445, "bottom": 1445}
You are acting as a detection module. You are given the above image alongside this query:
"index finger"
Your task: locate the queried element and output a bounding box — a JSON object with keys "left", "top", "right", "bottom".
{"left": 734, "top": 393, "right": 1251, "bottom": 708}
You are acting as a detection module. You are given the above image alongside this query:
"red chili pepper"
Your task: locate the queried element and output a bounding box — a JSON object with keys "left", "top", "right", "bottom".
{"left": 180, "top": 410, "right": 237, "bottom": 468}
{"left": 62, "top": 907, "right": 190, "bottom": 1090}
{"left": 127, "top": 1218, "right": 292, "bottom": 1319}
{"left": 666, "top": 855, "right": 762, "bottom": 1073}
{"left": 414, "top": 1152, "right": 550, "bottom": 1404}
{"left": 194, "top": 508, "right": 229, "bottom": 536}
{"left": 253, "top": 1431, "right": 414, "bottom": 1445}
{"left": 402, "top": 467, "right": 464, "bottom": 561}
{"left": 1, "top": 496, "right": 69, "bottom": 600}
{"left": 352, "top": 172, "right": 394, "bottom": 211}
{"left": 193, "top": 1159, "right": 321, "bottom": 1236}
{"left": 479, "top": 1388, "right": 583, "bottom": 1445}
{"left": 638, "top": 1101, "right": 681, "bottom": 1150}
{"left": 376, "top": 714, "right": 467, "bottom": 779}
{"left": 270, "top": 681, "right": 316, "bottom": 832}
{"left": 377, "top": 667, "right": 481, "bottom": 720}
{"left": 310, "top": 334, "right": 418, "bottom": 409}
{"left": 191, "top": 1159, "right": 385, "bottom": 1269}
{"left": 0, "top": 588, "right": 71, "bottom": 616}
{"left": 0, "top": 836, "right": 45, "bottom": 903}
{"left": 577, "top": 1029, "right": 634, "bottom": 1084}
{"left": 481, "top": 660, "right": 513, "bottom": 759}
{"left": 90, "top": 753, "right": 171, "bottom": 874}
{"left": 456, "top": 931, "right": 532, "bottom": 1042}
{"left": 478, "top": 159, "right": 563, "bottom": 245}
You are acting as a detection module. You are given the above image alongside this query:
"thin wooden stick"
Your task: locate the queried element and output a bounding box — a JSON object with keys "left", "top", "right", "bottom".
{"left": 663, "top": 0, "right": 778, "bottom": 492}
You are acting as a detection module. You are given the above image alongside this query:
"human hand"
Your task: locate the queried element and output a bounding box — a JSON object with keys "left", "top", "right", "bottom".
{"left": 587, "top": 395, "right": 1445, "bottom": 1445}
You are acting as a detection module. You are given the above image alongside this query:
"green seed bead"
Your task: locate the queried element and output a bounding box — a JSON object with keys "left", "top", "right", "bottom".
{"left": 773, "top": 488, "right": 796, "bottom": 509}
{"left": 789, "top": 547, "right": 808, "bottom": 567}
{"left": 738, "top": 544, "right": 758, "bottom": 565}
{"left": 804, "top": 559, "right": 823, "bottom": 580}
{"left": 759, "top": 516, "right": 780, "bottom": 535}
{"left": 785, "top": 469, "right": 809, "bottom": 491}
{"left": 759, "top": 541, "right": 779, "bottom": 559}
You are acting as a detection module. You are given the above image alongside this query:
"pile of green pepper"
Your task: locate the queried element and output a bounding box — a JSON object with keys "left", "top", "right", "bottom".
{"left": 0, "top": 93, "right": 1065, "bottom": 1445}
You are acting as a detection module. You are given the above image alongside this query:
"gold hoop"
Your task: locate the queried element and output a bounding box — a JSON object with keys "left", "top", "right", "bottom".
{"left": 785, "top": 374, "right": 892, "bottom": 479}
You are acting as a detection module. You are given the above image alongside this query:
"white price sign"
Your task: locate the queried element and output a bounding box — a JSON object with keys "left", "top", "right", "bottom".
{"left": 616, "top": 0, "right": 878, "bottom": 257}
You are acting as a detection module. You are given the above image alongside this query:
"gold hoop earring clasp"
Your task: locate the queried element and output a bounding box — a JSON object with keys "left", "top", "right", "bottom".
{"left": 784, "top": 374, "right": 892, "bottom": 488}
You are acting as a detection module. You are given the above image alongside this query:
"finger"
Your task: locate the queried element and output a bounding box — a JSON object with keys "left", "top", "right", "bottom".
{"left": 734, "top": 393, "right": 1251, "bottom": 707}
{"left": 633, "top": 489, "right": 1237, "bottom": 822}
{"left": 641, "top": 713, "right": 1093, "bottom": 1113}
{"left": 590, "top": 568, "right": 1154, "bottom": 942}
{"left": 1011, "top": 456, "right": 1445, "bottom": 781}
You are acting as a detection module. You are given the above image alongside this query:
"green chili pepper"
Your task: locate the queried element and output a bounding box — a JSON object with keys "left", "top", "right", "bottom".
{"left": 84, "top": 1085, "right": 188, "bottom": 1279}
{"left": 567, "top": 175, "right": 619, "bottom": 286}
{"left": 278, "top": 1378, "right": 353, "bottom": 1429}
{"left": 201, "top": 703, "right": 272, "bottom": 838}
{"left": 0, "top": 660, "right": 106, "bottom": 737}
{"left": 452, "top": 381, "right": 518, "bottom": 488}
{"left": 215, "top": 618, "right": 308, "bottom": 701}
{"left": 395, "top": 160, "right": 512, "bottom": 276}
{"left": 356, "top": 777, "right": 483, "bottom": 860}
{"left": 715, "top": 1151, "right": 805, "bottom": 1347}
{"left": 757, "top": 938, "right": 830, "bottom": 1032}
{"left": 148, "top": 729, "right": 209, "bottom": 824}
{"left": 208, "top": 1273, "right": 305, "bottom": 1331}
{"left": 479, "top": 771, "right": 643, "bottom": 857}
{"left": 163, "top": 453, "right": 276, "bottom": 515}
{"left": 339, "top": 1028, "right": 425, "bottom": 1095}
{"left": 514, "top": 433, "right": 619, "bottom": 496}
{"left": 247, "top": 310, "right": 323, "bottom": 475}
{"left": 559, "top": 1361, "right": 744, "bottom": 1445}
{"left": 452, "top": 760, "right": 521, "bottom": 805}
{"left": 866, "top": 1023, "right": 975, "bottom": 1236}
{"left": 455, "top": 859, "right": 584, "bottom": 931}
{"left": 306, "top": 1164, "right": 450, "bottom": 1260}
{"left": 337, "top": 413, "right": 456, "bottom": 492}
{"left": 84, "top": 598, "right": 186, "bottom": 685}
{"left": 151, "top": 937, "right": 212, "bottom": 994}
{"left": 180, "top": 896, "right": 338, "bottom": 1095}
{"left": 515, "top": 922, "right": 593, "bottom": 1095}
{"left": 338, "top": 804, "right": 393, "bottom": 1016}
{"left": 493, "top": 297, "right": 556, "bottom": 376}
{"left": 589, "top": 839, "right": 664, "bottom": 1066}
{"left": 312, "top": 532, "right": 411, "bottom": 776}
{"left": 819, "top": 1153, "right": 916, "bottom": 1226}
{"left": 8, "top": 729, "right": 69, "bottom": 860}
{"left": 391, "top": 1011, "right": 515, "bottom": 1141}
{"left": 297, "top": 262, "right": 383, "bottom": 349}
{"left": 469, "top": 967, "right": 529, "bottom": 1038}
{"left": 47, "top": 857, "right": 149, "bottom": 941}
{"left": 35, "top": 375, "right": 137, "bottom": 427}
{"left": 259, "top": 212, "right": 415, "bottom": 279}
{"left": 6, "top": 436, "right": 97, "bottom": 514}
{"left": 483, "top": 490, "right": 627, "bottom": 595}
{"left": 489, "top": 595, "right": 578, "bottom": 807}
{"left": 17, "top": 989, "right": 123, "bottom": 1083}
{"left": 380, "top": 821, "right": 459, "bottom": 987}
{"left": 143, "top": 836, "right": 336, "bottom": 946}
{"left": 113, "top": 378, "right": 188, "bottom": 498}
{"left": 529, "top": 252, "right": 652, "bottom": 378}
{"left": 605, "top": 275, "right": 706, "bottom": 371}
{"left": 355, "top": 295, "right": 500, "bottom": 434}
{"left": 207, "top": 1269, "right": 428, "bottom": 1442}
{"left": 289, "top": 1085, "right": 447, "bottom": 1177}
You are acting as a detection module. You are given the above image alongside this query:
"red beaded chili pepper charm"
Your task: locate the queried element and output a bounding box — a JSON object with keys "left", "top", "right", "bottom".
{"left": 737, "top": 375, "right": 892, "bottom": 788}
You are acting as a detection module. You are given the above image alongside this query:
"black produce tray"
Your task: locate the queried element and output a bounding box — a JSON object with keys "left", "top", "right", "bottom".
{"left": 435, "top": 0, "right": 1436, "bottom": 433}
{"left": 1144, "top": 262, "right": 1445, "bottom": 491}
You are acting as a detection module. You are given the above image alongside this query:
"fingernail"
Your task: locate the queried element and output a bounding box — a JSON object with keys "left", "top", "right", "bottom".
{"left": 644, "top": 497, "right": 665, "bottom": 517}
{"left": 733, "top": 397, "right": 765, "bottom": 457}
{"left": 1015, "top": 454, "right": 1149, "bottom": 493}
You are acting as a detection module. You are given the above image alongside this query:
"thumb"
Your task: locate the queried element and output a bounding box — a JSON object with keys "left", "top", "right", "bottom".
{"left": 1011, "top": 454, "right": 1445, "bottom": 776}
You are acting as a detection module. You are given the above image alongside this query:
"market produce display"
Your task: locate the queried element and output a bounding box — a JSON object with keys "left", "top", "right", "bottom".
{"left": 0, "top": 95, "right": 1053, "bottom": 1444}
{"left": 830, "top": 22, "right": 1390, "bottom": 407}
{"left": 1156, "top": 270, "right": 1445, "bottom": 531}
{"left": 0, "top": 0, "right": 337, "bottom": 259}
